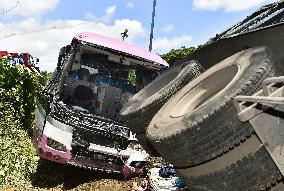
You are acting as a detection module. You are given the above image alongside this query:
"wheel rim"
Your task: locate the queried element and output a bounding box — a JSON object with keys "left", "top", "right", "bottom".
{"left": 171, "top": 65, "right": 239, "bottom": 118}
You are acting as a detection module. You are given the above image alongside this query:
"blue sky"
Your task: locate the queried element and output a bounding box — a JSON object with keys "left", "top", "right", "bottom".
{"left": 0, "top": 0, "right": 275, "bottom": 71}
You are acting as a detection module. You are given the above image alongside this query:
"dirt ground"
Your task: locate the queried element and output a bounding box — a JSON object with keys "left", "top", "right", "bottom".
{"left": 23, "top": 160, "right": 145, "bottom": 191}
{"left": 10, "top": 157, "right": 163, "bottom": 191}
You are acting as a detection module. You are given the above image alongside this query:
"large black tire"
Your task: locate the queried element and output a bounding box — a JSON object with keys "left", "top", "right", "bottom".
{"left": 175, "top": 135, "right": 283, "bottom": 191}
{"left": 120, "top": 60, "right": 204, "bottom": 135}
{"left": 135, "top": 133, "right": 159, "bottom": 156}
{"left": 146, "top": 47, "right": 283, "bottom": 168}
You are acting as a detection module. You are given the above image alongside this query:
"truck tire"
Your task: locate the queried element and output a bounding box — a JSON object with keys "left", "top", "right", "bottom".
{"left": 271, "top": 182, "right": 284, "bottom": 191}
{"left": 135, "top": 133, "right": 159, "bottom": 156}
{"left": 146, "top": 47, "right": 283, "bottom": 168}
{"left": 175, "top": 135, "right": 283, "bottom": 191}
{"left": 120, "top": 60, "right": 204, "bottom": 135}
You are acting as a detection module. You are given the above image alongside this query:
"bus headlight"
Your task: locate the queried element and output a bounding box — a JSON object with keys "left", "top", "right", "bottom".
{"left": 47, "top": 138, "right": 66, "bottom": 152}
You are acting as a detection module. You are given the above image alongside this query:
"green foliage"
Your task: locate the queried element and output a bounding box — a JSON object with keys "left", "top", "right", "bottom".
{"left": 40, "top": 71, "right": 53, "bottom": 80}
{"left": 0, "top": 58, "right": 41, "bottom": 189}
{"left": 0, "top": 104, "right": 39, "bottom": 189}
{"left": 40, "top": 71, "right": 53, "bottom": 86}
{"left": 0, "top": 58, "right": 41, "bottom": 132}
{"left": 161, "top": 47, "right": 196, "bottom": 66}
{"left": 128, "top": 69, "right": 136, "bottom": 86}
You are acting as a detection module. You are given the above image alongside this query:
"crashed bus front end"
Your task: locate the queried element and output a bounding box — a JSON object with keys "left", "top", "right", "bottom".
{"left": 34, "top": 32, "right": 168, "bottom": 175}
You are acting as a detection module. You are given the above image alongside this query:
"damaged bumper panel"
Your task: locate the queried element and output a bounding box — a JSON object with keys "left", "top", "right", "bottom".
{"left": 34, "top": 102, "right": 148, "bottom": 174}
{"left": 34, "top": 109, "right": 73, "bottom": 164}
{"left": 67, "top": 145, "right": 125, "bottom": 173}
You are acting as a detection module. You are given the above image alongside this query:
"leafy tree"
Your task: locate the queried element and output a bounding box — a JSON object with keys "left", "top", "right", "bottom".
{"left": 39, "top": 70, "right": 53, "bottom": 86}
{"left": 161, "top": 46, "right": 196, "bottom": 66}
{"left": 41, "top": 71, "right": 53, "bottom": 81}
{"left": 0, "top": 58, "right": 41, "bottom": 133}
{"left": 128, "top": 69, "right": 136, "bottom": 86}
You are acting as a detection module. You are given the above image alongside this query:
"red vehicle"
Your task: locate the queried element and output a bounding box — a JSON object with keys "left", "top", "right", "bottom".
{"left": 0, "top": 51, "right": 40, "bottom": 73}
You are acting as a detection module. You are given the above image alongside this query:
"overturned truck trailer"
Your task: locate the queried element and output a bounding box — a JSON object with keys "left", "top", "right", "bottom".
{"left": 149, "top": 1, "right": 284, "bottom": 191}
{"left": 34, "top": 32, "right": 168, "bottom": 175}
{"left": 121, "top": 1, "right": 284, "bottom": 190}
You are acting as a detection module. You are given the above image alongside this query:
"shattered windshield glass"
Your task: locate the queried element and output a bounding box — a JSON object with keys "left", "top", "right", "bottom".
{"left": 62, "top": 51, "right": 136, "bottom": 121}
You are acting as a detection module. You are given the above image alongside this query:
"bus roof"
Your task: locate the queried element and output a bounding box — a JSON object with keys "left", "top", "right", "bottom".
{"left": 74, "top": 32, "right": 168, "bottom": 67}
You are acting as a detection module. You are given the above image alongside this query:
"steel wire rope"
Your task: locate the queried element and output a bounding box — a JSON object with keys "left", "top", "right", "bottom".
{"left": 0, "top": 22, "right": 90, "bottom": 40}
{"left": 0, "top": 0, "right": 19, "bottom": 15}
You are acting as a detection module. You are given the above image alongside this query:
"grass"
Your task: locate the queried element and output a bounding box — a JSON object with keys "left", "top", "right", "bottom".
{"left": 0, "top": 103, "right": 39, "bottom": 190}
{"left": 0, "top": 90, "right": 65, "bottom": 191}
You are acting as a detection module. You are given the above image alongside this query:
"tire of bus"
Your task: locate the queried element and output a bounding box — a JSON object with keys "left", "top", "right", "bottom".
{"left": 120, "top": 60, "right": 204, "bottom": 135}
{"left": 146, "top": 46, "right": 283, "bottom": 168}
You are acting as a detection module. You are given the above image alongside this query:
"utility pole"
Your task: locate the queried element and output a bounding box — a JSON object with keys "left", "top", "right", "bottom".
{"left": 149, "top": 0, "right": 156, "bottom": 52}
